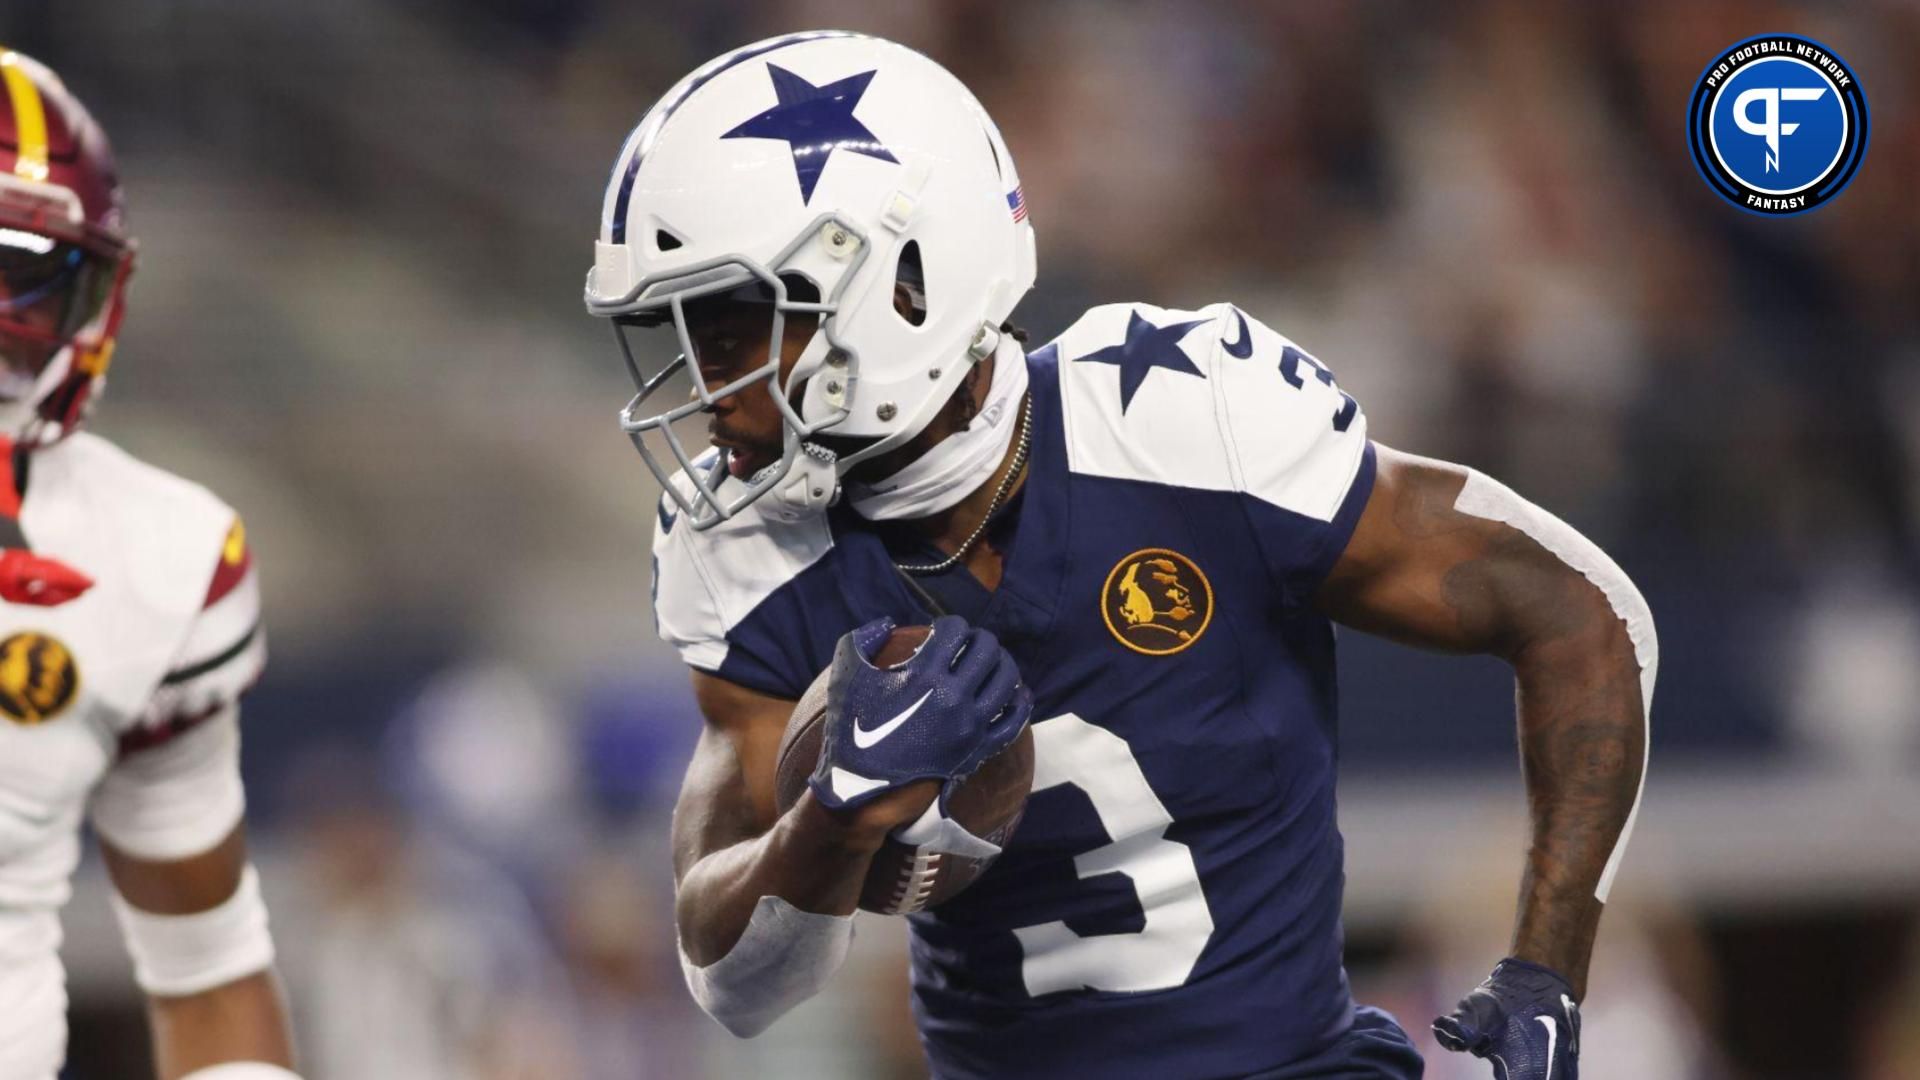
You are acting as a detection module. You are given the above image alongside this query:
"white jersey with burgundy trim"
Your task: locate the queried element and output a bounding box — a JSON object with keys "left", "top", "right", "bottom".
{"left": 0, "top": 431, "right": 265, "bottom": 1080}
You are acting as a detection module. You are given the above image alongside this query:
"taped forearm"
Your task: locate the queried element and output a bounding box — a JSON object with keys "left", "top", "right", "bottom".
{"left": 679, "top": 894, "right": 855, "bottom": 1038}
{"left": 1454, "top": 469, "right": 1656, "bottom": 903}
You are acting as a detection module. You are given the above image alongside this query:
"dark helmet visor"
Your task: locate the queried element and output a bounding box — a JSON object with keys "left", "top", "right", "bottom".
{"left": 0, "top": 226, "right": 113, "bottom": 343}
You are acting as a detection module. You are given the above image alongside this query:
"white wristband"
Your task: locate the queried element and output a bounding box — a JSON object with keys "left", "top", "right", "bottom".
{"left": 180, "top": 1065, "right": 303, "bottom": 1080}
{"left": 110, "top": 863, "right": 277, "bottom": 997}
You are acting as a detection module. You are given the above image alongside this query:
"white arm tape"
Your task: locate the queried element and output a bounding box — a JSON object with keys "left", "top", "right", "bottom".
{"left": 91, "top": 705, "right": 246, "bottom": 862}
{"left": 679, "top": 895, "right": 854, "bottom": 1038}
{"left": 1454, "top": 470, "right": 1658, "bottom": 903}
{"left": 180, "top": 1065, "right": 303, "bottom": 1080}
{"left": 110, "top": 864, "right": 278, "bottom": 998}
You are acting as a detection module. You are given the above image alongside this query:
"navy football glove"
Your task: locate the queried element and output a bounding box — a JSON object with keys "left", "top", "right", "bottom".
{"left": 808, "top": 615, "right": 1032, "bottom": 813}
{"left": 1433, "top": 958, "right": 1581, "bottom": 1080}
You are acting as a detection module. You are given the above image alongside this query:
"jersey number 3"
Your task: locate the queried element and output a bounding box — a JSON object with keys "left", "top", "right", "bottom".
{"left": 1012, "top": 713, "right": 1215, "bottom": 996}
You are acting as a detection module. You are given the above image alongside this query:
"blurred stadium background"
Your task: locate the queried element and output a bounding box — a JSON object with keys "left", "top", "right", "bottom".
{"left": 3, "top": 0, "right": 1917, "bottom": 1077}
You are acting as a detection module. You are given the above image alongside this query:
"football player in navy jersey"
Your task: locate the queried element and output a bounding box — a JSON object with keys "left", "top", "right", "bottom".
{"left": 587, "top": 32, "right": 1654, "bottom": 1080}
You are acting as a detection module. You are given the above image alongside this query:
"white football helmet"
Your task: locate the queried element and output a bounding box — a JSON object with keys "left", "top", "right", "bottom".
{"left": 585, "top": 31, "right": 1036, "bottom": 530}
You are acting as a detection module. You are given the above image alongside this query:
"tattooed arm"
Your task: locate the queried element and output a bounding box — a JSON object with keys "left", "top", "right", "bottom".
{"left": 1315, "top": 445, "right": 1654, "bottom": 997}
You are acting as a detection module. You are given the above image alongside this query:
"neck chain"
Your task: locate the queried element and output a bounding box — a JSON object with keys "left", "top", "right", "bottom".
{"left": 893, "top": 396, "right": 1032, "bottom": 576}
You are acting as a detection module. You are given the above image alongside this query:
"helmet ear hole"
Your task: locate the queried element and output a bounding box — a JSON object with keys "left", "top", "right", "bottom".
{"left": 893, "top": 240, "right": 926, "bottom": 328}
{"left": 649, "top": 217, "right": 688, "bottom": 254}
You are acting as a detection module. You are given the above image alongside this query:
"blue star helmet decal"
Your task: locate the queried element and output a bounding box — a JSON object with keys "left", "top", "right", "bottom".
{"left": 1074, "top": 311, "right": 1211, "bottom": 413}
{"left": 722, "top": 64, "right": 900, "bottom": 204}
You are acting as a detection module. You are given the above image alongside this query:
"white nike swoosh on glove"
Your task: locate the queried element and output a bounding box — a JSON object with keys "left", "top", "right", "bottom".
{"left": 828, "top": 767, "right": 889, "bottom": 802}
{"left": 1535, "top": 1015, "right": 1558, "bottom": 1079}
{"left": 895, "top": 798, "right": 1003, "bottom": 858}
{"left": 853, "top": 689, "right": 934, "bottom": 748}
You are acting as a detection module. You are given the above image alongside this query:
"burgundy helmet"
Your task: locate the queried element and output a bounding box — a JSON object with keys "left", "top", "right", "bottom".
{"left": 0, "top": 48, "right": 134, "bottom": 444}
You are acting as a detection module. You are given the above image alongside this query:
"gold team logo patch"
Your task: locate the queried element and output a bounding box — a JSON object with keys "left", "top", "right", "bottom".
{"left": 0, "top": 631, "right": 80, "bottom": 725}
{"left": 1101, "top": 548, "right": 1214, "bottom": 656}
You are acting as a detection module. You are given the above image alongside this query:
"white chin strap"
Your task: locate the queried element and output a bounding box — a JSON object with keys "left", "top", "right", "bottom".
{"left": 0, "top": 344, "right": 73, "bottom": 441}
{"left": 756, "top": 442, "right": 841, "bottom": 526}
{"left": 846, "top": 340, "right": 1028, "bottom": 522}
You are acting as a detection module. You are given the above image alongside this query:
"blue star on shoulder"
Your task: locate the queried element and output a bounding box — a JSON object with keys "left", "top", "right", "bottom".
{"left": 722, "top": 64, "right": 899, "bottom": 204}
{"left": 1074, "top": 311, "right": 1210, "bottom": 413}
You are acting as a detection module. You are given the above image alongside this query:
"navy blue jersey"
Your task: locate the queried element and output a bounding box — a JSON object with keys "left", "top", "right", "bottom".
{"left": 652, "top": 302, "right": 1417, "bottom": 1079}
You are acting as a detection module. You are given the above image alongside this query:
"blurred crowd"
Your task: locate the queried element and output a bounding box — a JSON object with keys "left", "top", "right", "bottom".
{"left": 4, "top": 0, "right": 1916, "bottom": 1076}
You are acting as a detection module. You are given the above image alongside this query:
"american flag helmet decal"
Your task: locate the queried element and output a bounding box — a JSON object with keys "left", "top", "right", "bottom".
{"left": 1006, "top": 185, "right": 1027, "bottom": 222}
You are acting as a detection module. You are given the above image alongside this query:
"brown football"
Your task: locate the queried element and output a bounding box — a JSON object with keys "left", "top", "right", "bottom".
{"left": 773, "top": 624, "right": 1033, "bottom": 915}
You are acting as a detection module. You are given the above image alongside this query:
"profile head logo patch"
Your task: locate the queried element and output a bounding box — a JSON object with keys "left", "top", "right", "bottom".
{"left": 1688, "top": 34, "right": 1868, "bottom": 215}
{"left": 0, "top": 631, "right": 79, "bottom": 725}
{"left": 1102, "top": 548, "right": 1213, "bottom": 656}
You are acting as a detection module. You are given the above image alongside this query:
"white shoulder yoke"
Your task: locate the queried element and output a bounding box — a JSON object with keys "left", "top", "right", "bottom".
{"left": 650, "top": 467, "right": 835, "bottom": 673}
{"left": 1053, "top": 301, "right": 1369, "bottom": 524}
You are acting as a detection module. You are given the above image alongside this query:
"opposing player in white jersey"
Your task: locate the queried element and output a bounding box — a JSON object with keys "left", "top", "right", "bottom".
{"left": 0, "top": 49, "right": 299, "bottom": 1080}
{"left": 591, "top": 33, "right": 1655, "bottom": 1080}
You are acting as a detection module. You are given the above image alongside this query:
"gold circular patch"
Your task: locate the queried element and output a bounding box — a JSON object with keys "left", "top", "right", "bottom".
{"left": 0, "top": 631, "right": 80, "bottom": 725}
{"left": 1101, "top": 548, "right": 1214, "bottom": 656}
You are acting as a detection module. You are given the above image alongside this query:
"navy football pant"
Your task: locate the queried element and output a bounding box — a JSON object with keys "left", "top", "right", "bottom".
{"left": 1250, "top": 1006, "right": 1425, "bottom": 1079}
